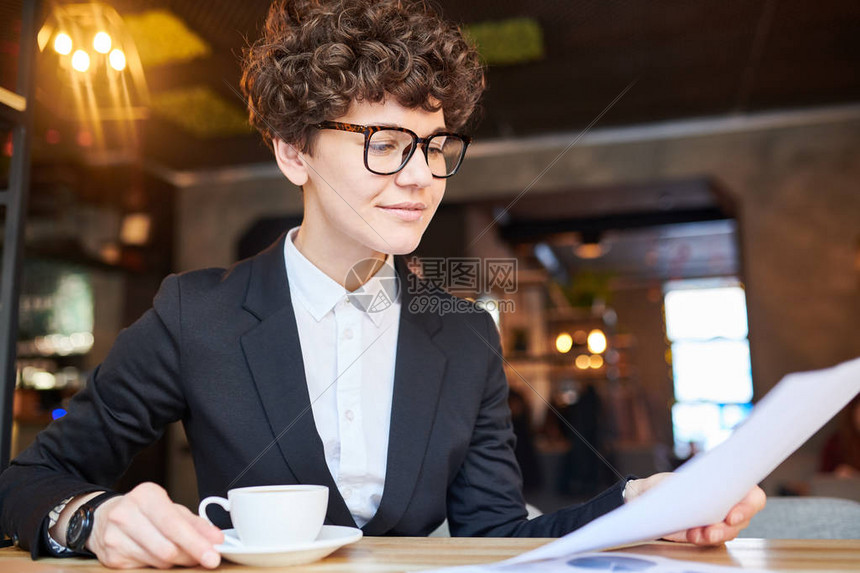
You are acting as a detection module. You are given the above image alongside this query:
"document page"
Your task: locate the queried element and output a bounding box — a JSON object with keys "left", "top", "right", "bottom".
{"left": 419, "top": 357, "right": 860, "bottom": 572}
{"left": 424, "top": 551, "right": 770, "bottom": 573}
{"left": 506, "top": 357, "right": 860, "bottom": 565}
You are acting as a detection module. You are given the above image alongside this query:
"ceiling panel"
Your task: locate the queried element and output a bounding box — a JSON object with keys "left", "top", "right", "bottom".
{"left": 25, "top": 0, "right": 860, "bottom": 170}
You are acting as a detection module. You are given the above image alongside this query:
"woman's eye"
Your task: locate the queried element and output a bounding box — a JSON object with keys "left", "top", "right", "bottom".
{"left": 369, "top": 142, "right": 398, "bottom": 154}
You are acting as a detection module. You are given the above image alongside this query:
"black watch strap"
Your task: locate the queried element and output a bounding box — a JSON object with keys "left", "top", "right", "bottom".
{"left": 66, "top": 491, "right": 121, "bottom": 553}
{"left": 83, "top": 490, "right": 122, "bottom": 511}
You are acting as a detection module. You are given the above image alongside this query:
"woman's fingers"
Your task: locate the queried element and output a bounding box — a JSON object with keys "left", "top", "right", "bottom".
{"left": 97, "top": 528, "right": 162, "bottom": 569}
{"left": 138, "top": 491, "right": 221, "bottom": 568}
{"left": 695, "top": 523, "right": 731, "bottom": 545}
{"left": 661, "top": 485, "right": 767, "bottom": 546}
{"left": 122, "top": 505, "right": 199, "bottom": 568}
{"left": 729, "top": 486, "right": 767, "bottom": 525}
{"left": 685, "top": 526, "right": 706, "bottom": 544}
{"left": 693, "top": 485, "right": 766, "bottom": 545}
{"left": 90, "top": 482, "right": 221, "bottom": 569}
{"left": 659, "top": 529, "right": 691, "bottom": 543}
{"left": 178, "top": 503, "right": 226, "bottom": 545}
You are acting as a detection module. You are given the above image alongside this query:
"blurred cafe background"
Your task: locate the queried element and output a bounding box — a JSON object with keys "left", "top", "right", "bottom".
{"left": 1, "top": 0, "right": 858, "bottom": 513}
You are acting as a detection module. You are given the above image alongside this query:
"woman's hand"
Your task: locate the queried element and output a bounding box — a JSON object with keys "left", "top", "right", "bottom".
{"left": 624, "top": 472, "right": 767, "bottom": 545}
{"left": 88, "top": 482, "right": 224, "bottom": 569}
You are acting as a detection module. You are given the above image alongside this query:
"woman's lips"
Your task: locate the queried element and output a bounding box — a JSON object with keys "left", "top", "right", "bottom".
{"left": 377, "top": 204, "right": 426, "bottom": 222}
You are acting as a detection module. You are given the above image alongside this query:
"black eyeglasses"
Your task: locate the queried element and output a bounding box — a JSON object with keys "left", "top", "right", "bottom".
{"left": 314, "top": 121, "right": 471, "bottom": 178}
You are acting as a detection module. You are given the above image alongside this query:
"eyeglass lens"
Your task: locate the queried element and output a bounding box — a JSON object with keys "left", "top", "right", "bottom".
{"left": 367, "top": 129, "right": 465, "bottom": 177}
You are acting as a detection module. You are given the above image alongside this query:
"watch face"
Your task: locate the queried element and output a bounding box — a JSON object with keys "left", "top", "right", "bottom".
{"left": 67, "top": 508, "right": 89, "bottom": 549}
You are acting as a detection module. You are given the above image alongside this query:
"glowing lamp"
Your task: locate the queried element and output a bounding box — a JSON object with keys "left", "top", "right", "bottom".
{"left": 555, "top": 333, "right": 573, "bottom": 354}
{"left": 93, "top": 31, "right": 112, "bottom": 53}
{"left": 109, "top": 49, "right": 126, "bottom": 71}
{"left": 587, "top": 329, "right": 607, "bottom": 354}
{"left": 54, "top": 32, "right": 72, "bottom": 55}
{"left": 71, "top": 49, "right": 90, "bottom": 72}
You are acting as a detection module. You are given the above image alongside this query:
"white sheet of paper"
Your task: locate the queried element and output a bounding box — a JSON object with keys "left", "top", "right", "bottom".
{"left": 418, "top": 551, "right": 770, "bottom": 573}
{"left": 500, "top": 356, "right": 860, "bottom": 565}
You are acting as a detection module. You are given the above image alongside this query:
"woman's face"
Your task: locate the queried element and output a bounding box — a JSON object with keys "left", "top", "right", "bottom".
{"left": 296, "top": 98, "right": 449, "bottom": 256}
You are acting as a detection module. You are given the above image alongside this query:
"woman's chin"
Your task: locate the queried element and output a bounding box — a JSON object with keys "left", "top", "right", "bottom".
{"left": 379, "top": 232, "right": 423, "bottom": 256}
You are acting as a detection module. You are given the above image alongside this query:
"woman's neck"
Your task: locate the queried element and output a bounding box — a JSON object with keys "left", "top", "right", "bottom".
{"left": 293, "top": 223, "right": 387, "bottom": 291}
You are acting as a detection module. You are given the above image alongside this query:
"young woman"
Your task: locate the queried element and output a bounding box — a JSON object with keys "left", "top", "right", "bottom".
{"left": 0, "top": 1, "right": 764, "bottom": 568}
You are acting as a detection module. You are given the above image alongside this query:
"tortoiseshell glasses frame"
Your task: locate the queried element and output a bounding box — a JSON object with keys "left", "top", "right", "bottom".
{"left": 314, "top": 120, "right": 472, "bottom": 178}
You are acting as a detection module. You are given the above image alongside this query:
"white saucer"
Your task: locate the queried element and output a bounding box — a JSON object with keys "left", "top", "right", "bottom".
{"left": 215, "top": 525, "right": 363, "bottom": 567}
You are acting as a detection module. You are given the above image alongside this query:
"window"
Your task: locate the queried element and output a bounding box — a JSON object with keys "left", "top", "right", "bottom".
{"left": 664, "top": 279, "right": 753, "bottom": 457}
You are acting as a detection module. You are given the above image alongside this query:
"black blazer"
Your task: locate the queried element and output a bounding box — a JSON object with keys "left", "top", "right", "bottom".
{"left": 0, "top": 235, "right": 626, "bottom": 557}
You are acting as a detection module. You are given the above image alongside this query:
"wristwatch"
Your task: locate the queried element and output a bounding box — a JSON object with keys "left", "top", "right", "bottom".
{"left": 66, "top": 491, "right": 122, "bottom": 553}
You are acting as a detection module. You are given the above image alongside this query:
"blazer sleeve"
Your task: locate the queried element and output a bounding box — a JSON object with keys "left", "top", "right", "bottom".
{"left": 446, "top": 309, "right": 629, "bottom": 538}
{"left": 0, "top": 274, "right": 187, "bottom": 556}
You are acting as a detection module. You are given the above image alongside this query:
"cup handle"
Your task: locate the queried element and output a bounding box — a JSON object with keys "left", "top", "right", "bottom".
{"left": 198, "top": 496, "right": 230, "bottom": 525}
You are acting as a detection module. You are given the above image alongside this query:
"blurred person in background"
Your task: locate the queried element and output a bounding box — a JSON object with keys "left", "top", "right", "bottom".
{"left": 820, "top": 395, "right": 860, "bottom": 478}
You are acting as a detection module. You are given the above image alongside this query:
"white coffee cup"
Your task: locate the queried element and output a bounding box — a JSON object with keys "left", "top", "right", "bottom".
{"left": 198, "top": 484, "right": 328, "bottom": 547}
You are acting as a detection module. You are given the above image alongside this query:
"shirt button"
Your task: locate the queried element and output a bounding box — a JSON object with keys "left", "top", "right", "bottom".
{"left": 343, "top": 328, "right": 354, "bottom": 340}
{"left": 344, "top": 409, "right": 355, "bottom": 422}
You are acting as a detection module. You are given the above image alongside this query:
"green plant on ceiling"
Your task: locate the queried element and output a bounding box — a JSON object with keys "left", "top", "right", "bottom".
{"left": 463, "top": 17, "right": 545, "bottom": 66}
{"left": 554, "top": 270, "right": 615, "bottom": 310}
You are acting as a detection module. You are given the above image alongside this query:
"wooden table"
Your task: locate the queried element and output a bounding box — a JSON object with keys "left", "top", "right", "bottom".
{"left": 1, "top": 538, "right": 858, "bottom": 572}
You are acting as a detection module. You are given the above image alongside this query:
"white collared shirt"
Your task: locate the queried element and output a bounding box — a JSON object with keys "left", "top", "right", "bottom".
{"left": 283, "top": 226, "right": 400, "bottom": 527}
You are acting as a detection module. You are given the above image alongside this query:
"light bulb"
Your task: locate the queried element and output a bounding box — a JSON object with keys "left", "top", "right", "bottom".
{"left": 109, "top": 49, "right": 126, "bottom": 71}
{"left": 71, "top": 50, "right": 90, "bottom": 72}
{"left": 555, "top": 333, "right": 573, "bottom": 354}
{"left": 54, "top": 33, "right": 72, "bottom": 55}
{"left": 93, "top": 31, "right": 112, "bottom": 54}
{"left": 587, "top": 329, "right": 607, "bottom": 354}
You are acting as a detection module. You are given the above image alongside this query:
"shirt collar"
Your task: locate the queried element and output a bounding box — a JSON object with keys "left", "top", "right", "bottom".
{"left": 283, "top": 226, "right": 397, "bottom": 326}
{"left": 346, "top": 257, "right": 399, "bottom": 327}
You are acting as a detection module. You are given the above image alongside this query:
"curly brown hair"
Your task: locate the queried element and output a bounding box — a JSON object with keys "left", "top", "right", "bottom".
{"left": 240, "top": 0, "right": 485, "bottom": 153}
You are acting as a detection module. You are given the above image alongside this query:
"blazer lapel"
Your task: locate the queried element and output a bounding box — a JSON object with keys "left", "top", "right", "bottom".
{"left": 362, "top": 256, "right": 447, "bottom": 535}
{"left": 239, "top": 235, "right": 356, "bottom": 527}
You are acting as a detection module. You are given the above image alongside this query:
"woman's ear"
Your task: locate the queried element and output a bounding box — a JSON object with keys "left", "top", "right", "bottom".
{"left": 272, "top": 138, "right": 309, "bottom": 186}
